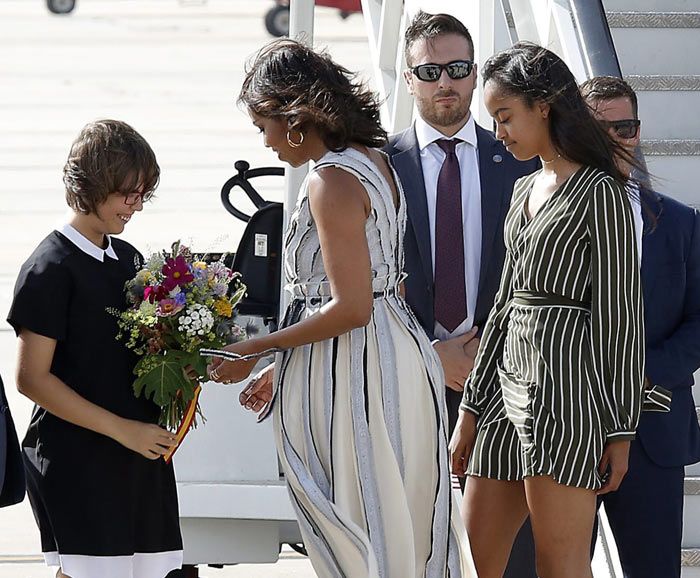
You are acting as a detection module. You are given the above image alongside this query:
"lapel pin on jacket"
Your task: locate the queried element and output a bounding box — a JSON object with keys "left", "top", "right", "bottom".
{"left": 493, "top": 154, "right": 503, "bottom": 163}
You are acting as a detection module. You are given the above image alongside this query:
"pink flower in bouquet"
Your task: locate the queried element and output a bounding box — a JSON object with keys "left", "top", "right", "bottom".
{"left": 144, "top": 284, "right": 170, "bottom": 303}
{"left": 162, "top": 256, "right": 194, "bottom": 291}
{"left": 156, "top": 297, "right": 185, "bottom": 317}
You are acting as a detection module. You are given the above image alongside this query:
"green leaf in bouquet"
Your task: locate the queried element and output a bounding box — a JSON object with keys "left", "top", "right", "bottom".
{"left": 228, "top": 280, "right": 247, "bottom": 308}
{"left": 190, "top": 352, "right": 210, "bottom": 380}
{"left": 133, "top": 350, "right": 193, "bottom": 407}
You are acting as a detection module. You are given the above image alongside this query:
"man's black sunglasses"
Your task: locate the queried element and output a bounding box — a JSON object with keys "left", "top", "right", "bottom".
{"left": 411, "top": 60, "right": 474, "bottom": 82}
{"left": 601, "top": 119, "right": 641, "bottom": 139}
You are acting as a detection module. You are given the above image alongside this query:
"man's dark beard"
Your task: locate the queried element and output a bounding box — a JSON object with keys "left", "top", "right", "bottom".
{"left": 418, "top": 93, "right": 470, "bottom": 128}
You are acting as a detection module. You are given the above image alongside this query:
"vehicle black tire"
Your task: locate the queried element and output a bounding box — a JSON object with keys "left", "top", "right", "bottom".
{"left": 264, "top": 5, "right": 289, "bottom": 37}
{"left": 46, "top": 0, "right": 76, "bottom": 14}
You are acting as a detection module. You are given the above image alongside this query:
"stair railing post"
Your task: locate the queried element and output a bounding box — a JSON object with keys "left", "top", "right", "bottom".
{"left": 281, "top": 0, "right": 315, "bottom": 312}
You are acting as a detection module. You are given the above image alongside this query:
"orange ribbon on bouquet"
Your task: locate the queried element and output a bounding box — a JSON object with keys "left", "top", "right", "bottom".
{"left": 163, "top": 384, "right": 202, "bottom": 464}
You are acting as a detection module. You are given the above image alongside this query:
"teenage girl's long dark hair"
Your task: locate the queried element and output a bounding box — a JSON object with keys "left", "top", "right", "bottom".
{"left": 482, "top": 42, "right": 642, "bottom": 185}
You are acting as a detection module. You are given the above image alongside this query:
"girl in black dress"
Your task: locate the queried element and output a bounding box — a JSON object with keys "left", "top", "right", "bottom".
{"left": 7, "top": 120, "right": 183, "bottom": 578}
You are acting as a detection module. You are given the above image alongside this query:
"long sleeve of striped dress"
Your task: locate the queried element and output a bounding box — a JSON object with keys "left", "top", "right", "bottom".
{"left": 459, "top": 249, "right": 514, "bottom": 416}
{"left": 588, "top": 177, "right": 645, "bottom": 440}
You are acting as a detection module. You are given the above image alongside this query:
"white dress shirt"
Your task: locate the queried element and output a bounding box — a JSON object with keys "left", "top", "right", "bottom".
{"left": 59, "top": 223, "right": 119, "bottom": 262}
{"left": 626, "top": 182, "right": 644, "bottom": 263}
{"left": 415, "top": 114, "right": 482, "bottom": 340}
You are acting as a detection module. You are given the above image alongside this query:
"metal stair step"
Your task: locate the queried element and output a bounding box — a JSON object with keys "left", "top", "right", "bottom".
{"left": 633, "top": 90, "right": 700, "bottom": 139}
{"left": 603, "top": 0, "right": 698, "bottom": 11}
{"left": 505, "top": 10, "right": 700, "bottom": 30}
{"left": 641, "top": 140, "right": 700, "bottom": 156}
{"left": 683, "top": 483, "right": 700, "bottom": 547}
{"left": 684, "top": 548, "right": 700, "bottom": 567}
{"left": 611, "top": 27, "right": 698, "bottom": 75}
{"left": 606, "top": 11, "right": 700, "bottom": 28}
{"left": 627, "top": 75, "right": 700, "bottom": 91}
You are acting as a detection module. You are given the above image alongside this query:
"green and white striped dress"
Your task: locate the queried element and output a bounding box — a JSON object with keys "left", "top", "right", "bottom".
{"left": 461, "top": 166, "right": 644, "bottom": 490}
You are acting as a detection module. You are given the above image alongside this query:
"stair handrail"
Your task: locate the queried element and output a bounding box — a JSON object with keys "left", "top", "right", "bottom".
{"left": 569, "top": 0, "right": 622, "bottom": 78}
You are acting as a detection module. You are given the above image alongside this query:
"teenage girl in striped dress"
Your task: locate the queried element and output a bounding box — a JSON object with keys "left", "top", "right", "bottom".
{"left": 449, "top": 43, "right": 644, "bottom": 578}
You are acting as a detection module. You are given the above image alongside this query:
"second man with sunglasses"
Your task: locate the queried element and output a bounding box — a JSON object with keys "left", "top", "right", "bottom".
{"left": 384, "top": 11, "right": 539, "bottom": 577}
{"left": 581, "top": 75, "right": 700, "bottom": 578}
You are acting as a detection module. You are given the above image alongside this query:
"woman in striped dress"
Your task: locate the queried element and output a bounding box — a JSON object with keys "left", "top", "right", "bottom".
{"left": 449, "top": 43, "right": 644, "bottom": 578}
{"left": 208, "top": 40, "right": 477, "bottom": 578}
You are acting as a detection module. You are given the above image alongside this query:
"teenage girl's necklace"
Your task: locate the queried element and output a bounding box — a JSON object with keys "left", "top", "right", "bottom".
{"left": 542, "top": 153, "right": 562, "bottom": 165}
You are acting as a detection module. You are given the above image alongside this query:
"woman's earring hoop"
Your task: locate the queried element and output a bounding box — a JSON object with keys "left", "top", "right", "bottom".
{"left": 287, "top": 130, "right": 304, "bottom": 148}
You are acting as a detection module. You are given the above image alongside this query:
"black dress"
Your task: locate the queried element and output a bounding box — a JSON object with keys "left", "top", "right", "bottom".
{"left": 7, "top": 228, "right": 183, "bottom": 578}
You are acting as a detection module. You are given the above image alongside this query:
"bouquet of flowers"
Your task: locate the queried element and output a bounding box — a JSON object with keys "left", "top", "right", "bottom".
{"left": 114, "top": 241, "right": 246, "bottom": 460}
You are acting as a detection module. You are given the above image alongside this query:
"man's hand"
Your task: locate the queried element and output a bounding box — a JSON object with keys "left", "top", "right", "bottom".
{"left": 449, "top": 410, "right": 478, "bottom": 477}
{"left": 597, "top": 440, "right": 631, "bottom": 495}
{"left": 464, "top": 334, "right": 480, "bottom": 369}
{"left": 433, "top": 326, "right": 479, "bottom": 391}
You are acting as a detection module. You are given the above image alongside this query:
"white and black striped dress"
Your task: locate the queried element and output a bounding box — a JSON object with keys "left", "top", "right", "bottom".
{"left": 271, "top": 148, "right": 476, "bottom": 577}
{"left": 461, "top": 166, "right": 644, "bottom": 490}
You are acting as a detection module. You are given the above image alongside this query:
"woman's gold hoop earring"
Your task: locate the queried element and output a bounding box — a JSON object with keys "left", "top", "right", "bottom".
{"left": 287, "top": 130, "right": 304, "bottom": 148}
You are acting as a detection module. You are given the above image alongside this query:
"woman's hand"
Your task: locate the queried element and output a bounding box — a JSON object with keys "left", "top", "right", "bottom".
{"left": 449, "top": 409, "right": 478, "bottom": 477}
{"left": 597, "top": 439, "right": 631, "bottom": 495}
{"left": 239, "top": 364, "right": 274, "bottom": 415}
{"left": 207, "top": 341, "right": 260, "bottom": 385}
{"left": 114, "top": 419, "right": 177, "bottom": 460}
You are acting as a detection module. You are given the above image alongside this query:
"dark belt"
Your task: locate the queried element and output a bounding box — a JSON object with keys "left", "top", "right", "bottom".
{"left": 512, "top": 290, "right": 590, "bottom": 310}
{"left": 294, "top": 287, "right": 397, "bottom": 306}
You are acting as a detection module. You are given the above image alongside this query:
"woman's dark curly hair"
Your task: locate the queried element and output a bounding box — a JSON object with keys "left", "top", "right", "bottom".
{"left": 482, "top": 42, "right": 641, "bottom": 185}
{"left": 238, "top": 39, "right": 387, "bottom": 151}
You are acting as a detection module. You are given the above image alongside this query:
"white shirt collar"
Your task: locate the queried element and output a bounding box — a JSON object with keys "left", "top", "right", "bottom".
{"left": 415, "top": 113, "right": 478, "bottom": 151}
{"left": 625, "top": 181, "right": 644, "bottom": 263}
{"left": 59, "top": 223, "right": 118, "bottom": 262}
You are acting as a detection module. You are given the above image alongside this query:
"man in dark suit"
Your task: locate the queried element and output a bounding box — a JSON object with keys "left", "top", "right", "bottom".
{"left": 384, "top": 11, "right": 539, "bottom": 577}
{"left": 581, "top": 76, "right": 700, "bottom": 578}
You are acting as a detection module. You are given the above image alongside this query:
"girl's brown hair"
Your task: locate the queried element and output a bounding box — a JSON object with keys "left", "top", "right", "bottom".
{"left": 63, "top": 119, "right": 159, "bottom": 214}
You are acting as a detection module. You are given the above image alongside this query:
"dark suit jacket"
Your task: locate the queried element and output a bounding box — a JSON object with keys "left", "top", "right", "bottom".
{"left": 0, "top": 372, "right": 25, "bottom": 507}
{"left": 384, "top": 123, "right": 540, "bottom": 340}
{"left": 637, "top": 189, "right": 700, "bottom": 467}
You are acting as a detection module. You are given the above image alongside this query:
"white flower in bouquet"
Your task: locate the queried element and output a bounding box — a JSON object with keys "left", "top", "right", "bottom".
{"left": 146, "top": 252, "right": 166, "bottom": 271}
{"left": 178, "top": 304, "right": 215, "bottom": 337}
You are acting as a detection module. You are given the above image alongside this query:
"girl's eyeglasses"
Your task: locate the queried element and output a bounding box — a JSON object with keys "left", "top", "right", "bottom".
{"left": 120, "top": 190, "right": 154, "bottom": 206}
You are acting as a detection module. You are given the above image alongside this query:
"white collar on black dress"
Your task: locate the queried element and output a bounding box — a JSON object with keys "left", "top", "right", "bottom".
{"left": 59, "top": 223, "right": 119, "bottom": 262}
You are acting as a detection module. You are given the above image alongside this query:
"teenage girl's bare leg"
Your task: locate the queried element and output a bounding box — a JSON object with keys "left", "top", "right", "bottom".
{"left": 525, "top": 475, "right": 596, "bottom": 578}
{"left": 57, "top": 570, "right": 72, "bottom": 578}
{"left": 463, "top": 476, "right": 530, "bottom": 578}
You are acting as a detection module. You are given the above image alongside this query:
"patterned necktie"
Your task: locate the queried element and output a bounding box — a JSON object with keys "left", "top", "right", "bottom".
{"left": 434, "top": 139, "right": 467, "bottom": 332}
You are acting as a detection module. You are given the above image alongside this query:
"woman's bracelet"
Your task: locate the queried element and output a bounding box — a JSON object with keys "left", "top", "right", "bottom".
{"left": 199, "top": 347, "right": 282, "bottom": 362}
